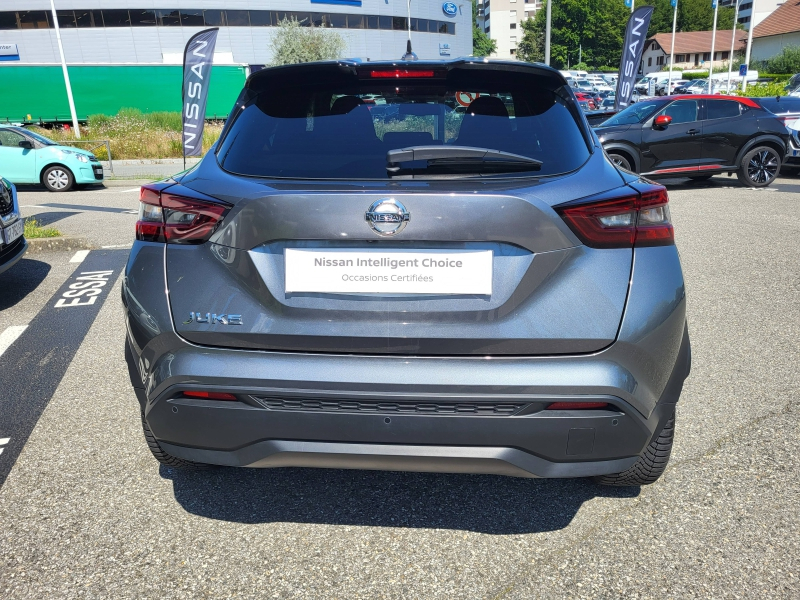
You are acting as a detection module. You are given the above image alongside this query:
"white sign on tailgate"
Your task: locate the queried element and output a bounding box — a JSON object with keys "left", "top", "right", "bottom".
{"left": 285, "top": 249, "right": 493, "bottom": 295}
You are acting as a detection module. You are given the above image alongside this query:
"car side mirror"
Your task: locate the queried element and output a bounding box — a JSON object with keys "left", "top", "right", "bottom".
{"left": 653, "top": 115, "right": 672, "bottom": 129}
{"left": 18, "top": 140, "right": 34, "bottom": 149}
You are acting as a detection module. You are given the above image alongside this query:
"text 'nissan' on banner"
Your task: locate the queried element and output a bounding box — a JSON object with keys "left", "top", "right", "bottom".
{"left": 182, "top": 28, "right": 219, "bottom": 158}
{"left": 614, "top": 6, "right": 655, "bottom": 111}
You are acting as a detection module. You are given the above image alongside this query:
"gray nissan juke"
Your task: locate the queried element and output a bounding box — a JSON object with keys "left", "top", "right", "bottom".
{"left": 123, "top": 59, "right": 690, "bottom": 486}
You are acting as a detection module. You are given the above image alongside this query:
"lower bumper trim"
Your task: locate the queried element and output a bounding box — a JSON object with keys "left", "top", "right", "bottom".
{"left": 160, "top": 440, "right": 639, "bottom": 479}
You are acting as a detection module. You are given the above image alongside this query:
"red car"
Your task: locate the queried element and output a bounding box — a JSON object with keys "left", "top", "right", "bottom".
{"left": 574, "top": 92, "right": 597, "bottom": 110}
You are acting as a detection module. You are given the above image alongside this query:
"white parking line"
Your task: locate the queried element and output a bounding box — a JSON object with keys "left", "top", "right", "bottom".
{"left": 101, "top": 244, "right": 132, "bottom": 249}
{"left": 0, "top": 326, "right": 28, "bottom": 358}
{"left": 101, "top": 188, "right": 141, "bottom": 193}
{"left": 69, "top": 250, "right": 91, "bottom": 263}
{"left": 0, "top": 438, "right": 9, "bottom": 456}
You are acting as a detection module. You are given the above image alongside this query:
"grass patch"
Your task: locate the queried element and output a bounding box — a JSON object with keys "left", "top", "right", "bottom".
{"left": 30, "top": 108, "right": 223, "bottom": 161}
{"left": 24, "top": 218, "right": 61, "bottom": 239}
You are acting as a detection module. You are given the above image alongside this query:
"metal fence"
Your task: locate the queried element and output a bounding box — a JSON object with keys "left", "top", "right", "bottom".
{"left": 58, "top": 140, "right": 114, "bottom": 175}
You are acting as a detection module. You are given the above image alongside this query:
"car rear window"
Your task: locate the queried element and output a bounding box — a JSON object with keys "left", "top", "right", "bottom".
{"left": 216, "top": 65, "right": 590, "bottom": 179}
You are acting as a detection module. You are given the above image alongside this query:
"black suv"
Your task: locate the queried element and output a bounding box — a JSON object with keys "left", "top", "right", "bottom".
{"left": 594, "top": 95, "right": 790, "bottom": 186}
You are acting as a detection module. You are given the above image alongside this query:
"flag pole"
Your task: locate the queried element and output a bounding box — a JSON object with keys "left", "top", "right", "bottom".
{"left": 668, "top": 0, "right": 678, "bottom": 94}
{"left": 741, "top": 8, "right": 755, "bottom": 93}
{"left": 709, "top": 0, "right": 718, "bottom": 83}
{"left": 727, "top": 0, "right": 740, "bottom": 92}
{"left": 49, "top": 0, "right": 81, "bottom": 138}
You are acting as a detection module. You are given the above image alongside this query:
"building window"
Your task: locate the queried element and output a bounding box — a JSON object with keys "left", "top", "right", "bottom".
{"left": 55, "top": 10, "right": 77, "bottom": 28}
{"left": 702, "top": 52, "right": 710, "bottom": 61}
{"left": 510, "top": 10, "right": 517, "bottom": 17}
{"left": 156, "top": 9, "right": 181, "bottom": 26}
{"left": 17, "top": 11, "right": 50, "bottom": 29}
{"left": 657, "top": 56, "right": 664, "bottom": 65}
{"left": 510, "top": 48, "right": 516, "bottom": 55}
{"left": 130, "top": 10, "right": 157, "bottom": 26}
{"left": 510, "top": 22, "right": 516, "bottom": 29}
{"left": 648, "top": 57, "right": 652, "bottom": 66}
{"left": 722, "top": 51, "right": 730, "bottom": 59}
{"left": 0, "top": 9, "right": 457, "bottom": 35}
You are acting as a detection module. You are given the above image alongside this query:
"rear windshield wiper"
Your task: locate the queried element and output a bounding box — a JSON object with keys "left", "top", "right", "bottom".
{"left": 387, "top": 146, "right": 542, "bottom": 176}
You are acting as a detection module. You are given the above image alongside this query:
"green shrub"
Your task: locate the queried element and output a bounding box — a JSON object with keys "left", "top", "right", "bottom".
{"left": 766, "top": 46, "right": 800, "bottom": 75}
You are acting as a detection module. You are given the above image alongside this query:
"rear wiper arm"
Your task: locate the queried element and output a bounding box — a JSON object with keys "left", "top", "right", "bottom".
{"left": 387, "top": 146, "right": 542, "bottom": 174}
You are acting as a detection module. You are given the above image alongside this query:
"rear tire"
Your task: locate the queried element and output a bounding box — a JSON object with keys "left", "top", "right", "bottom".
{"left": 594, "top": 413, "right": 675, "bottom": 486}
{"left": 607, "top": 152, "right": 634, "bottom": 172}
{"left": 141, "top": 411, "right": 211, "bottom": 470}
{"left": 736, "top": 146, "right": 781, "bottom": 187}
{"left": 42, "top": 165, "right": 74, "bottom": 192}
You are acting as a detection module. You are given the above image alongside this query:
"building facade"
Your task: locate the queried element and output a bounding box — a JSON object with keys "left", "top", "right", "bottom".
{"left": 477, "top": 0, "right": 541, "bottom": 59}
{"left": 0, "top": 0, "right": 471, "bottom": 66}
{"left": 750, "top": 0, "right": 800, "bottom": 62}
{"left": 640, "top": 30, "right": 747, "bottom": 75}
{"left": 720, "top": 0, "right": 782, "bottom": 30}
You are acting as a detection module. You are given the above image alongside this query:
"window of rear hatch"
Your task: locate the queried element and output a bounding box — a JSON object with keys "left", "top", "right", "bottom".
{"left": 216, "top": 66, "right": 591, "bottom": 179}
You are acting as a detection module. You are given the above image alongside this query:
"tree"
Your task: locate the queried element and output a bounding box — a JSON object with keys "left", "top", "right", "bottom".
{"left": 521, "top": 0, "right": 630, "bottom": 69}
{"left": 269, "top": 18, "right": 345, "bottom": 66}
{"left": 648, "top": 0, "right": 737, "bottom": 37}
{"left": 517, "top": 17, "right": 544, "bottom": 63}
{"left": 472, "top": 0, "right": 497, "bottom": 57}
{"left": 517, "top": 0, "right": 739, "bottom": 69}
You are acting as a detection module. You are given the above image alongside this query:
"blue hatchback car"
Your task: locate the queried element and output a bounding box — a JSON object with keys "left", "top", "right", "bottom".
{"left": 0, "top": 126, "right": 104, "bottom": 192}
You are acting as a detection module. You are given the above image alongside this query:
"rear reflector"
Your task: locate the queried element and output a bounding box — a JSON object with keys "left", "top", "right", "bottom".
{"left": 136, "top": 185, "right": 229, "bottom": 244}
{"left": 369, "top": 69, "right": 436, "bottom": 78}
{"left": 182, "top": 391, "right": 238, "bottom": 401}
{"left": 546, "top": 402, "right": 609, "bottom": 410}
{"left": 556, "top": 184, "right": 673, "bottom": 249}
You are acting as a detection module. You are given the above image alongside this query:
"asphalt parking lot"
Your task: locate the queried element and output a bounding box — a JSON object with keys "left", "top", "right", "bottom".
{"left": 1, "top": 174, "right": 799, "bottom": 598}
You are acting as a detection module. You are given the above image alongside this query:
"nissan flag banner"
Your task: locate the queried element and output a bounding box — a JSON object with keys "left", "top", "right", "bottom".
{"left": 182, "top": 28, "right": 219, "bottom": 157}
{"left": 614, "top": 6, "right": 654, "bottom": 111}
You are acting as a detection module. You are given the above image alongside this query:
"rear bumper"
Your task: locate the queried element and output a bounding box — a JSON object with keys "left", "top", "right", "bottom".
{"left": 127, "top": 322, "right": 689, "bottom": 478}
{"left": 161, "top": 440, "right": 640, "bottom": 479}
{"left": 0, "top": 236, "right": 27, "bottom": 275}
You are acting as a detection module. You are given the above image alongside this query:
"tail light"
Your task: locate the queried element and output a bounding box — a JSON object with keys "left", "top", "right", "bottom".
{"left": 546, "top": 402, "right": 609, "bottom": 410}
{"left": 136, "top": 185, "right": 230, "bottom": 244}
{"left": 556, "top": 185, "right": 673, "bottom": 249}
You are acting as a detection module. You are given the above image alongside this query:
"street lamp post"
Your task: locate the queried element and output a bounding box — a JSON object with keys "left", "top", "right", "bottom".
{"left": 545, "top": 0, "right": 551, "bottom": 66}
{"left": 48, "top": 0, "right": 81, "bottom": 138}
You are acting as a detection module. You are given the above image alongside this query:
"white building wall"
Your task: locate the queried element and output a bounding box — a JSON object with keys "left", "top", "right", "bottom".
{"left": 751, "top": 32, "right": 800, "bottom": 61}
{"left": 0, "top": 0, "right": 471, "bottom": 64}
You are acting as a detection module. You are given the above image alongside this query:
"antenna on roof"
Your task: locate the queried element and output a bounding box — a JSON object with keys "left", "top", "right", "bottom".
{"left": 401, "top": 0, "right": 418, "bottom": 60}
{"left": 402, "top": 40, "right": 418, "bottom": 61}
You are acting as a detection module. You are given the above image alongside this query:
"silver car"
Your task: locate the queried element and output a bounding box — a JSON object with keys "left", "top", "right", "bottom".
{"left": 0, "top": 177, "right": 26, "bottom": 275}
{"left": 124, "top": 59, "right": 690, "bottom": 486}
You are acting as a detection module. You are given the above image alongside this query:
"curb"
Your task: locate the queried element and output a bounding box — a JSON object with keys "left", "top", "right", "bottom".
{"left": 102, "top": 179, "right": 152, "bottom": 187}
{"left": 25, "top": 236, "right": 93, "bottom": 253}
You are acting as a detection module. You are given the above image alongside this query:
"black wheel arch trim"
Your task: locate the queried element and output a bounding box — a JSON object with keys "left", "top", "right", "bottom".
{"left": 735, "top": 135, "right": 787, "bottom": 167}
{"left": 602, "top": 143, "right": 640, "bottom": 172}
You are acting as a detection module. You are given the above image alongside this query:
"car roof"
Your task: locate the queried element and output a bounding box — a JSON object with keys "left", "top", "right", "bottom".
{"left": 669, "top": 94, "right": 759, "bottom": 107}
